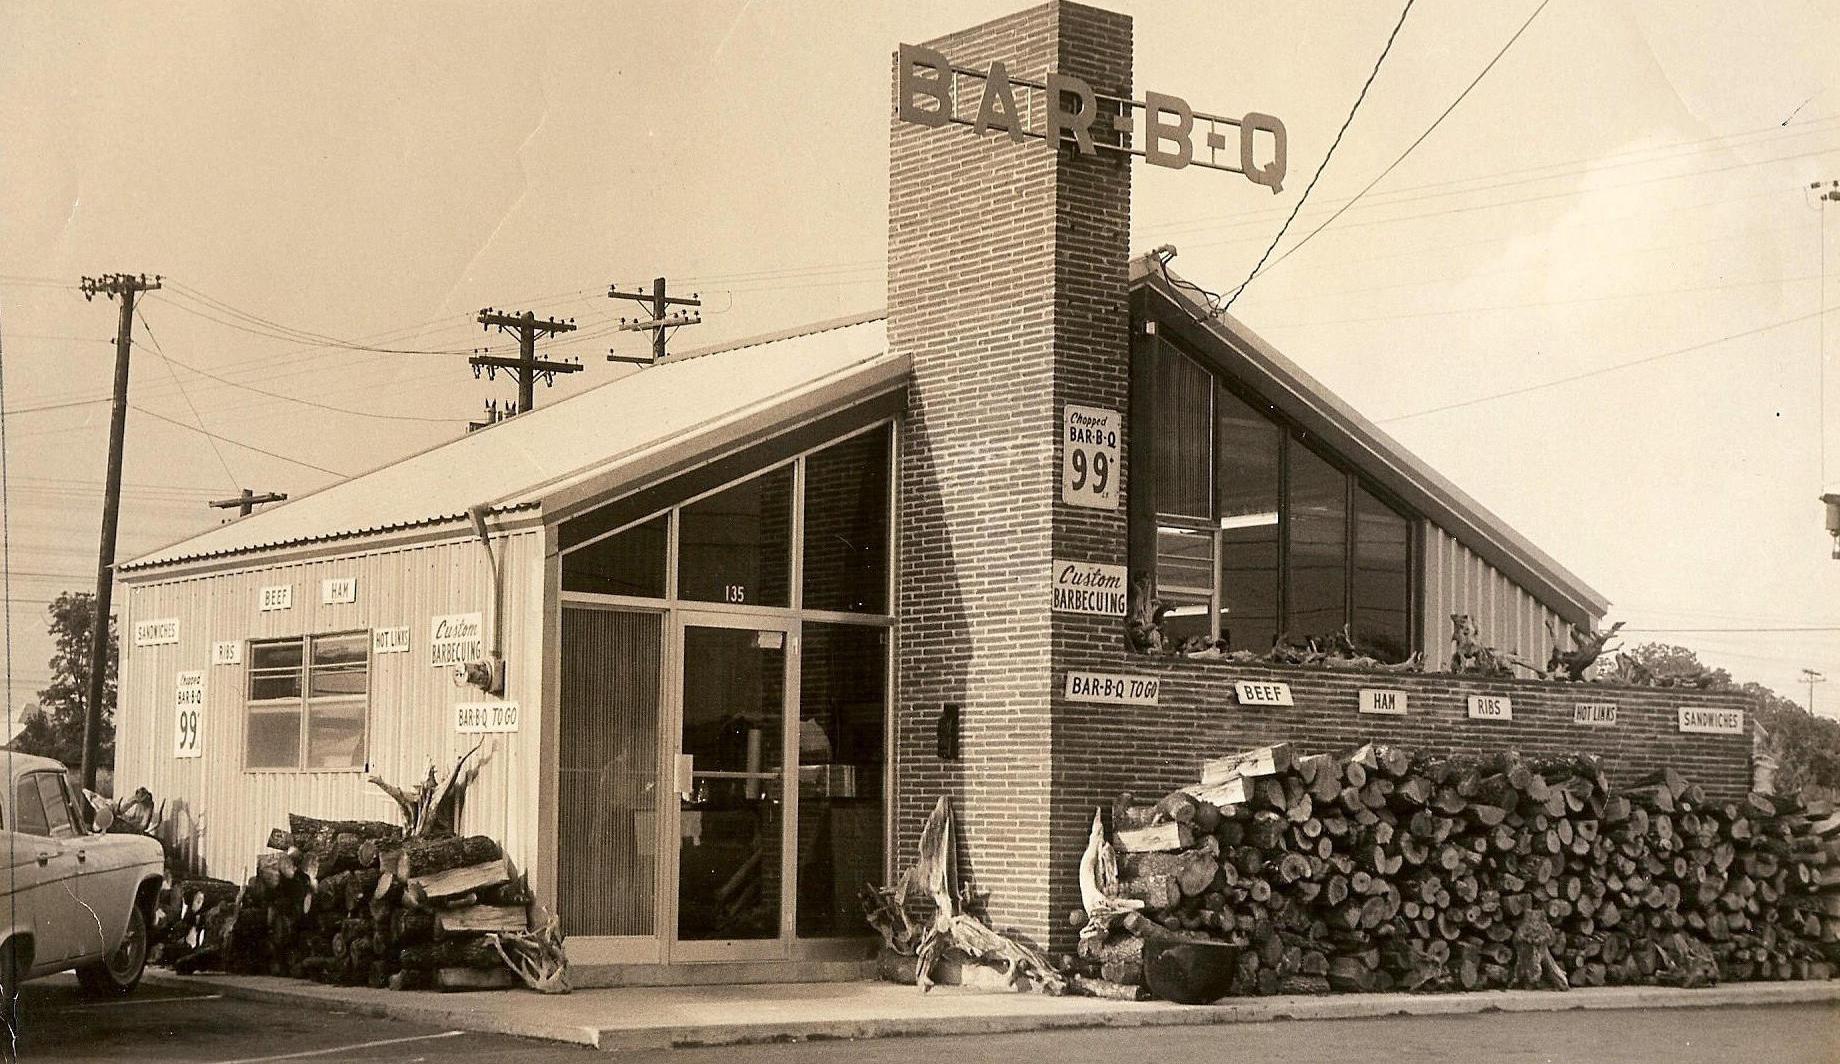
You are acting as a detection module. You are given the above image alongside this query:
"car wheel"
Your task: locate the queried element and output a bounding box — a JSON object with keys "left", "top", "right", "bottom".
{"left": 77, "top": 905, "right": 148, "bottom": 996}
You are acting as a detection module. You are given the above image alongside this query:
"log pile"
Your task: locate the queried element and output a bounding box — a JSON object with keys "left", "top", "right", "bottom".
{"left": 150, "top": 876, "right": 239, "bottom": 967}
{"left": 1809, "top": 808, "right": 1840, "bottom": 954}
{"left": 1071, "top": 743, "right": 1838, "bottom": 1002}
{"left": 168, "top": 814, "right": 546, "bottom": 992}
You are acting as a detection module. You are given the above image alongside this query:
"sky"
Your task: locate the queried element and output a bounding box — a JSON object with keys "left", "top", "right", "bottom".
{"left": 1, "top": 0, "right": 1836, "bottom": 714}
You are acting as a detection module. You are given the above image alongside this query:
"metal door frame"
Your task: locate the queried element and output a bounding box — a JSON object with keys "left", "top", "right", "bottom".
{"left": 665, "top": 609, "right": 800, "bottom": 964}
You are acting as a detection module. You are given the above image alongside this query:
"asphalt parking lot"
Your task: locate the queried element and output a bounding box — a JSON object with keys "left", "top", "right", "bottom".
{"left": 10, "top": 976, "right": 592, "bottom": 1063}
{"left": 14, "top": 975, "right": 1840, "bottom": 1063}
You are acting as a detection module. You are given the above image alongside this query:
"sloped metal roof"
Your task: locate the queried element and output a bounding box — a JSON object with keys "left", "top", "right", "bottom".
{"left": 124, "top": 313, "right": 897, "bottom": 573}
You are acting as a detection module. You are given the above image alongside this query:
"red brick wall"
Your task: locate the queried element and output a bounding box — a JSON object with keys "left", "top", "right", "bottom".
{"left": 890, "top": 0, "right": 1133, "bottom": 948}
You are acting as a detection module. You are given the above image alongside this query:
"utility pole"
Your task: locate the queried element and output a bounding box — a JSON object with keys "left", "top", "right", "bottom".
{"left": 470, "top": 308, "right": 581, "bottom": 414}
{"left": 608, "top": 277, "right": 701, "bottom": 366}
{"left": 1813, "top": 179, "right": 1838, "bottom": 554}
{"left": 1803, "top": 668, "right": 1827, "bottom": 717}
{"left": 76, "top": 271, "right": 160, "bottom": 791}
{"left": 209, "top": 488, "right": 288, "bottom": 518}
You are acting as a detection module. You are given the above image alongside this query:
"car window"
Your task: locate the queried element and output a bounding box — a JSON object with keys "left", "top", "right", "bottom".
{"left": 36, "top": 774, "right": 79, "bottom": 840}
{"left": 13, "top": 778, "right": 51, "bottom": 837}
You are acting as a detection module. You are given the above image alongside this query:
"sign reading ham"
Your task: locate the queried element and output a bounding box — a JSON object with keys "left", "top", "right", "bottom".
{"left": 1678, "top": 706, "right": 1744, "bottom": 735}
{"left": 897, "top": 43, "right": 1286, "bottom": 193}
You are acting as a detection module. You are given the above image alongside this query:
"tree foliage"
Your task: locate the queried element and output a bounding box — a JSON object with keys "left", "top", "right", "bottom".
{"left": 10, "top": 590, "right": 116, "bottom": 771}
{"left": 1611, "top": 641, "right": 1840, "bottom": 793}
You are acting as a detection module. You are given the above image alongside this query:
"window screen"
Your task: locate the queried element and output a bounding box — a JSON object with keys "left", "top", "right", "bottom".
{"left": 1151, "top": 349, "right": 1212, "bottom": 520}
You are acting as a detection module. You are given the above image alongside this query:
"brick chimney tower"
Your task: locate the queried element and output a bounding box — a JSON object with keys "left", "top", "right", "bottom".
{"left": 890, "top": 1, "right": 1133, "bottom": 950}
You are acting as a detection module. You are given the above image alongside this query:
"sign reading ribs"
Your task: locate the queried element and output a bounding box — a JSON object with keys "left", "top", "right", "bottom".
{"left": 896, "top": 43, "right": 1287, "bottom": 193}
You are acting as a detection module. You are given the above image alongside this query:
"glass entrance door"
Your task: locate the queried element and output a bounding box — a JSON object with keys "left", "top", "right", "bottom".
{"left": 670, "top": 615, "right": 795, "bottom": 960}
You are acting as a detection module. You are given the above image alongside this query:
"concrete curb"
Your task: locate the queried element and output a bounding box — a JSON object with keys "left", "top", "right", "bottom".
{"left": 145, "top": 972, "right": 1840, "bottom": 1052}
{"left": 143, "top": 972, "right": 607, "bottom": 1048}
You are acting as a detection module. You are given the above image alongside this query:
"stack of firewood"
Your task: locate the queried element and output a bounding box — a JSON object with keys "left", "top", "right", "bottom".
{"left": 170, "top": 814, "right": 536, "bottom": 992}
{"left": 1809, "top": 809, "right": 1840, "bottom": 952}
{"left": 150, "top": 876, "right": 240, "bottom": 966}
{"left": 1073, "top": 743, "right": 1837, "bottom": 1001}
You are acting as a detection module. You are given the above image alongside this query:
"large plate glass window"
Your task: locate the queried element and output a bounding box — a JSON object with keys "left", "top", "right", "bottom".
{"left": 677, "top": 466, "right": 794, "bottom": 608}
{"left": 1353, "top": 483, "right": 1412, "bottom": 661}
{"left": 1215, "top": 387, "right": 1282, "bottom": 652}
{"left": 1286, "top": 441, "right": 1348, "bottom": 638}
{"left": 801, "top": 427, "right": 891, "bottom": 614}
{"left": 563, "top": 513, "right": 668, "bottom": 598}
{"left": 796, "top": 623, "right": 887, "bottom": 937}
{"left": 246, "top": 633, "right": 370, "bottom": 770}
{"left": 1144, "top": 340, "right": 1414, "bottom": 658}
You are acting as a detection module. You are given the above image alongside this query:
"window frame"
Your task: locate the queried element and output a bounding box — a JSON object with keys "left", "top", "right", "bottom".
{"left": 244, "top": 630, "right": 373, "bottom": 773}
{"left": 1140, "top": 339, "right": 1418, "bottom": 655}
{"left": 558, "top": 419, "right": 897, "bottom": 630}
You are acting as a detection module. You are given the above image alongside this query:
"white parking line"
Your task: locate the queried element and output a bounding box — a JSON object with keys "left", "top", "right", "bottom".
{"left": 52, "top": 992, "right": 225, "bottom": 1011}
{"left": 205, "top": 1030, "right": 466, "bottom": 1064}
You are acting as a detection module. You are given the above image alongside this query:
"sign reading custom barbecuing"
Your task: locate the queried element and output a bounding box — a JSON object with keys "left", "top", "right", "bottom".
{"left": 1052, "top": 559, "right": 1126, "bottom": 616}
{"left": 896, "top": 43, "right": 1287, "bottom": 192}
{"left": 429, "top": 613, "right": 484, "bottom": 668}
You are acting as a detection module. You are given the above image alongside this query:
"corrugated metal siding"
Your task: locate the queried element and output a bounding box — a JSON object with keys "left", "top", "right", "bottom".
{"left": 117, "top": 531, "right": 545, "bottom": 883}
{"left": 1422, "top": 522, "right": 1566, "bottom": 670}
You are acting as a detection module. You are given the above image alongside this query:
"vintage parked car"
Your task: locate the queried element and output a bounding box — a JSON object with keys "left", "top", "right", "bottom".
{"left": 1, "top": 753, "right": 164, "bottom": 998}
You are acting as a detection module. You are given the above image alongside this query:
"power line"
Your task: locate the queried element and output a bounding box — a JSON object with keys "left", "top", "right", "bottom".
{"left": 161, "top": 282, "right": 500, "bottom": 356}
{"left": 137, "top": 306, "right": 469, "bottom": 424}
{"left": 1379, "top": 304, "right": 1836, "bottom": 422}
{"left": 137, "top": 304, "right": 238, "bottom": 488}
{"left": 1217, "top": 0, "right": 1416, "bottom": 315}
{"left": 1145, "top": 115, "right": 1840, "bottom": 241}
{"left": 1189, "top": 142, "right": 1840, "bottom": 264}
{"left": 128, "top": 405, "right": 347, "bottom": 477}
{"left": 1234, "top": 0, "right": 1554, "bottom": 294}
{"left": 1253, "top": 272, "right": 1819, "bottom": 330}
